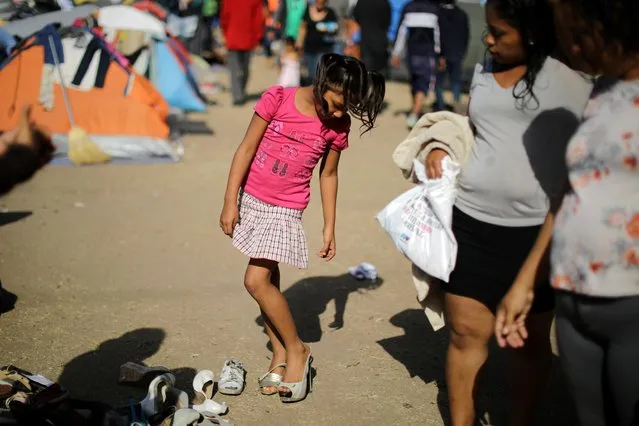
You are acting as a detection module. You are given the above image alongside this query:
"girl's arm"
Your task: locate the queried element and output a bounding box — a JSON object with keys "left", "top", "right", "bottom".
{"left": 220, "top": 114, "right": 269, "bottom": 236}
{"left": 317, "top": 148, "right": 341, "bottom": 261}
{"left": 494, "top": 186, "right": 567, "bottom": 347}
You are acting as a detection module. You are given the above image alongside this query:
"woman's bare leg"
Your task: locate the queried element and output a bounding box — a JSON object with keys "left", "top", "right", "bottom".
{"left": 445, "top": 293, "right": 495, "bottom": 426}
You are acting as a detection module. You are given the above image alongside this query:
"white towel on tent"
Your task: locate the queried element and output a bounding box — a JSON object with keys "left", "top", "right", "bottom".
{"left": 39, "top": 64, "right": 55, "bottom": 111}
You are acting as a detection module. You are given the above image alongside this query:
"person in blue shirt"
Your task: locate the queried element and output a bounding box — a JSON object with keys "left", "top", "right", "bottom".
{"left": 390, "top": 0, "right": 443, "bottom": 129}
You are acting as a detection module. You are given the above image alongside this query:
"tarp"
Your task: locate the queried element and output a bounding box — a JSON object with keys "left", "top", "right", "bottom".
{"left": 98, "top": 5, "right": 165, "bottom": 38}
{"left": 154, "top": 39, "right": 205, "bottom": 112}
{"left": 1, "top": 5, "right": 98, "bottom": 38}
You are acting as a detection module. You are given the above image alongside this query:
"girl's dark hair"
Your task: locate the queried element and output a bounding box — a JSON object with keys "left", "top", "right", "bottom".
{"left": 562, "top": 0, "right": 639, "bottom": 55}
{"left": 486, "top": 0, "right": 557, "bottom": 108}
{"left": 284, "top": 36, "right": 296, "bottom": 47}
{"left": 313, "top": 53, "right": 385, "bottom": 134}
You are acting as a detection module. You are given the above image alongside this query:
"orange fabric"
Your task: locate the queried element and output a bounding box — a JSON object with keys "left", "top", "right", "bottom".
{"left": 267, "top": 0, "right": 279, "bottom": 13}
{"left": 133, "top": 1, "right": 168, "bottom": 20}
{"left": 0, "top": 42, "right": 169, "bottom": 138}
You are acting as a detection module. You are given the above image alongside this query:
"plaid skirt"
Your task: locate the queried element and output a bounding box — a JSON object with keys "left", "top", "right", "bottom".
{"left": 232, "top": 192, "right": 309, "bottom": 269}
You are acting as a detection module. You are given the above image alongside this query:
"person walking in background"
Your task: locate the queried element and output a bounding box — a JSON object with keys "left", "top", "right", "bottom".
{"left": 435, "top": 0, "right": 469, "bottom": 112}
{"left": 221, "top": 0, "right": 264, "bottom": 106}
{"left": 275, "top": 0, "right": 308, "bottom": 42}
{"left": 296, "top": 0, "right": 340, "bottom": 82}
{"left": 387, "top": 0, "right": 410, "bottom": 43}
{"left": 352, "top": 0, "right": 392, "bottom": 76}
{"left": 277, "top": 36, "right": 301, "bottom": 87}
{"left": 263, "top": 0, "right": 281, "bottom": 63}
{"left": 164, "top": 0, "right": 202, "bottom": 48}
{"left": 390, "top": 0, "right": 442, "bottom": 129}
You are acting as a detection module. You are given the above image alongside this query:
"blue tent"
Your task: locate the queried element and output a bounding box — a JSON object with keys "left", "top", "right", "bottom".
{"left": 153, "top": 39, "right": 206, "bottom": 112}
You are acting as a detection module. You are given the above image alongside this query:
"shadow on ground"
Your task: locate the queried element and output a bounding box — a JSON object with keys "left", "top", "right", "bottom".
{"left": 58, "top": 328, "right": 196, "bottom": 407}
{"left": 0, "top": 211, "right": 32, "bottom": 227}
{"left": 377, "top": 309, "right": 576, "bottom": 426}
{"left": 179, "top": 120, "right": 215, "bottom": 136}
{"left": 0, "top": 280, "right": 17, "bottom": 315}
{"left": 256, "top": 274, "right": 384, "bottom": 346}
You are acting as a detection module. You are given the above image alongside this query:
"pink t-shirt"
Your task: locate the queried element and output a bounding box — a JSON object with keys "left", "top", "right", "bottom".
{"left": 243, "top": 86, "right": 350, "bottom": 210}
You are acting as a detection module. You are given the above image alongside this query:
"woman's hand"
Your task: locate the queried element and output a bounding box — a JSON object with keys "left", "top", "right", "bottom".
{"left": 495, "top": 279, "right": 535, "bottom": 349}
{"left": 318, "top": 228, "right": 336, "bottom": 261}
{"left": 425, "top": 148, "right": 449, "bottom": 179}
{"left": 219, "top": 201, "right": 239, "bottom": 237}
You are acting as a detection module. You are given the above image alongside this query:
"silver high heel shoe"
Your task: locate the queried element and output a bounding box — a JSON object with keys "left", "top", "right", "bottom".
{"left": 258, "top": 363, "right": 286, "bottom": 396}
{"left": 278, "top": 350, "right": 313, "bottom": 403}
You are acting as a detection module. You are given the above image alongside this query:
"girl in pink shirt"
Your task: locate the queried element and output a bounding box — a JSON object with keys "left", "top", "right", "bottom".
{"left": 219, "top": 53, "right": 385, "bottom": 403}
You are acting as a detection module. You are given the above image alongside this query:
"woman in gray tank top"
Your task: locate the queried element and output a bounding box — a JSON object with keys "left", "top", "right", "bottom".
{"left": 423, "top": 0, "right": 592, "bottom": 424}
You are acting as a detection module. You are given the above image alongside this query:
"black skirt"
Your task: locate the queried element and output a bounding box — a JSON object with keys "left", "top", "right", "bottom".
{"left": 443, "top": 207, "right": 555, "bottom": 314}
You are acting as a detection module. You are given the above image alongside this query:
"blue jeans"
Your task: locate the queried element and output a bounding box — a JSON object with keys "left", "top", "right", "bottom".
{"left": 435, "top": 58, "right": 462, "bottom": 110}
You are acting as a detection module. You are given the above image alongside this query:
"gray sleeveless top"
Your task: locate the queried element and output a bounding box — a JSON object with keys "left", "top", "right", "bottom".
{"left": 456, "top": 57, "right": 593, "bottom": 227}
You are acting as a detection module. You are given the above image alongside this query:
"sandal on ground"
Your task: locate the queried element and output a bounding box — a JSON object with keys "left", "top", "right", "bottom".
{"left": 167, "top": 408, "right": 234, "bottom": 426}
{"left": 192, "top": 398, "right": 228, "bottom": 417}
{"left": 278, "top": 350, "right": 313, "bottom": 403}
{"left": 139, "top": 373, "right": 189, "bottom": 420}
{"left": 192, "top": 370, "right": 215, "bottom": 401}
{"left": 257, "top": 363, "right": 286, "bottom": 396}
{"left": 192, "top": 370, "right": 228, "bottom": 416}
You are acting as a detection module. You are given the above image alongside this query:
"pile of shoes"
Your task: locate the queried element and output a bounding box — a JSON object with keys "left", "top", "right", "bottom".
{"left": 0, "top": 364, "right": 123, "bottom": 425}
{"left": 0, "top": 358, "right": 247, "bottom": 426}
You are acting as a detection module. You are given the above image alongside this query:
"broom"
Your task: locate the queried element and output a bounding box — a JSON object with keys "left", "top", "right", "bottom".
{"left": 47, "top": 35, "right": 111, "bottom": 165}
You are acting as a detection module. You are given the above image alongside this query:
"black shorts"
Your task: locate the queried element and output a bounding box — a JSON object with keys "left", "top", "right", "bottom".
{"left": 443, "top": 207, "right": 555, "bottom": 314}
{"left": 408, "top": 54, "right": 435, "bottom": 95}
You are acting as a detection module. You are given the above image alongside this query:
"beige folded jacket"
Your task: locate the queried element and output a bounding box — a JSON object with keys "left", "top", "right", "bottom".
{"left": 392, "top": 111, "right": 474, "bottom": 331}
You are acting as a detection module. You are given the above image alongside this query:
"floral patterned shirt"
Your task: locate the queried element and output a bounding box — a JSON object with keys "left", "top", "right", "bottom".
{"left": 552, "top": 78, "right": 639, "bottom": 297}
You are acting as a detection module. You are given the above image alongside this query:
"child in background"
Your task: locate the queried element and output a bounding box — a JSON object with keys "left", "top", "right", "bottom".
{"left": 277, "top": 37, "right": 301, "bottom": 88}
{"left": 219, "top": 54, "right": 385, "bottom": 403}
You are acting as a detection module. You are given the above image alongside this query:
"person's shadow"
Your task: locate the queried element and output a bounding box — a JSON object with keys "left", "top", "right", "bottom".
{"left": 255, "top": 273, "right": 384, "bottom": 345}
{"left": 58, "top": 328, "right": 196, "bottom": 407}
{"left": 378, "top": 309, "right": 577, "bottom": 425}
{"left": 377, "top": 309, "right": 450, "bottom": 422}
{"left": 0, "top": 279, "right": 18, "bottom": 315}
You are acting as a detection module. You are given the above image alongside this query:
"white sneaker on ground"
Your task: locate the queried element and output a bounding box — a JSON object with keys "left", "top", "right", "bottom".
{"left": 406, "top": 113, "right": 419, "bottom": 129}
{"left": 218, "top": 358, "right": 246, "bottom": 396}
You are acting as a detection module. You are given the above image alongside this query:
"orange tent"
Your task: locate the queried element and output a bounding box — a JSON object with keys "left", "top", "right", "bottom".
{"left": 0, "top": 25, "right": 179, "bottom": 162}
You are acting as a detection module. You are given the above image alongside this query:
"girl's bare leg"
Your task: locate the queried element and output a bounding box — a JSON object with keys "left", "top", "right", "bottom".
{"left": 259, "top": 265, "right": 287, "bottom": 393}
{"left": 244, "top": 259, "right": 309, "bottom": 392}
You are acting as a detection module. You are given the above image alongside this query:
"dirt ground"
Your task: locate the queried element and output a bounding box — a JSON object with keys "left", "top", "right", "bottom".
{"left": 0, "top": 58, "right": 575, "bottom": 425}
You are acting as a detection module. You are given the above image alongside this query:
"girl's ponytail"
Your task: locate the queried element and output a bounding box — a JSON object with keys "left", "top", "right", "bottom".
{"left": 360, "top": 70, "right": 386, "bottom": 134}
{"left": 313, "top": 54, "right": 386, "bottom": 134}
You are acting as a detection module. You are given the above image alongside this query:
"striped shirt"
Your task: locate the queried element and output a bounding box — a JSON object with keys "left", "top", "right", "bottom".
{"left": 392, "top": 0, "right": 440, "bottom": 57}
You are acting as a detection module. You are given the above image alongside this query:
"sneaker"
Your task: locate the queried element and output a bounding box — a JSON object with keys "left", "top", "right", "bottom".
{"left": 218, "top": 358, "right": 246, "bottom": 396}
{"left": 406, "top": 113, "right": 419, "bottom": 129}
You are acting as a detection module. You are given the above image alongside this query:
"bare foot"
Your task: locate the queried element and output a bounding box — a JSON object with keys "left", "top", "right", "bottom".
{"left": 261, "top": 353, "right": 286, "bottom": 395}
{"left": 278, "top": 343, "right": 310, "bottom": 394}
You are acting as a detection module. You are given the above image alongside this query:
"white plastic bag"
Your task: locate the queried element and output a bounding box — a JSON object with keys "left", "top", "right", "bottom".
{"left": 377, "top": 157, "right": 461, "bottom": 282}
